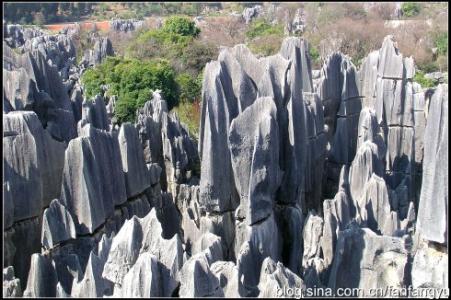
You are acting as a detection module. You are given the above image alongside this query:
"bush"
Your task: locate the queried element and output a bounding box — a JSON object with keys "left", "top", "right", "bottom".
{"left": 414, "top": 70, "right": 436, "bottom": 88}
{"left": 127, "top": 28, "right": 192, "bottom": 60}
{"left": 181, "top": 40, "right": 218, "bottom": 74}
{"left": 81, "top": 57, "right": 178, "bottom": 124}
{"left": 176, "top": 73, "right": 202, "bottom": 104}
{"left": 401, "top": 2, "right": 421, "bottom": 17}
{"left": 162, "top": 16, "right": 200, "bottom": 37}
{"left": 245, "top": 19, "right": 284, "bottom": 40}
{"left": 248, "top": 34, "right": 283, "bottom": 57}
{"left": 309, "top": 44, "right": 320, "bottom": 66}
{"left": 173, "top": 100, "right": 201, "bottom": 139}
{"left": 416, "top": 60, "right": 439, "bottom": 73}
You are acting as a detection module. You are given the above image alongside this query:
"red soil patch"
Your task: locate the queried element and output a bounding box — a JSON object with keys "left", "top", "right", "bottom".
{"left": 44, "top": 20, "right": 111, "bottom": 32}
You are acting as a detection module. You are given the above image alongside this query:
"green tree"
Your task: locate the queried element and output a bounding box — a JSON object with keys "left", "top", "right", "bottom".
{"left": 162, "top": 16, "right": 200, "bottom": 37}
{"left": 81, "top": 57, "right": 179, "bottom": 124}
{"left": 176, "top": 73, "right": 201, "bottom": 103}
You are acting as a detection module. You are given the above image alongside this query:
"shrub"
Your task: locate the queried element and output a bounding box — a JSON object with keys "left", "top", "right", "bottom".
{"left": 245, "top": 19, "right": 283, "bottom": 40}
{"left": 248, "top": 33, "right": 283, "bottom": 57}
{"left": 181, "top": 40, "right": 218, "bottom": 74}
{"left": 81, "top": 57, "right": 179, "bottom": 124}
{"left": 401, "top": 2, "right": 421, "bottom": 17}
{"left": 309, "top": 44, "right": 321, "bottom": 66}
{"left": 176, "top": 73, "right": 201, "bottom": 104}
{"left": 162, "top": 16, "right": 200, "bottom": 37}
{"left": 173, "top": 100, "right": 201, "bottom": 139}
{"left": 414, "top": 70, "right": 436, "bottom": 88}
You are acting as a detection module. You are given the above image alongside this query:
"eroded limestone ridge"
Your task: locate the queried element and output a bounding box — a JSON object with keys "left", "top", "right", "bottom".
{"left": 2, "top": 23, "right": 448, "bottom": 298}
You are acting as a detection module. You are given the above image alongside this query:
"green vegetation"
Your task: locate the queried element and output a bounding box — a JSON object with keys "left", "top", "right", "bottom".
{"left": 401, "top": 2, "right": 421, "bottom": 17}
{"left": 413, "top": 70, "right": 436, "bottom": 88}
{"left": 82, "top": 17, "right": 209, "bottom": 136}
{"left": 82, "top": 57, "right": 178, "bottom": 124}
{"left": 434, "top": 32, "right": 448, "bottom": 56}
{"left": 245, "top": 19, "right": 283, "bottom": 40}
{"left": 173, "top": 100, "right": 201, "bottom": 140}
{"left": 245, "top": 19, "right": 284, "bottom": 56}
{"left": 162, "top": 16, "right": 200, "bottom": 37}
{"left": 309, "top": 45, "right": 320, "bottom": 65}
{"left": 176, "top": 73, "right": 202, "bottom": 104}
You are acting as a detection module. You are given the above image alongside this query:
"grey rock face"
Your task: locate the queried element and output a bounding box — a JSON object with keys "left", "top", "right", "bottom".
{"left": 118, "top": 123, "right": 150, "bottom": 198}
{"left": 357, "top": 174, "right": 398, "bottom": 236}
{"left": 236, "top": 213, "right": 280, "bottom": 296}
{"left": 242, "top": 5, "right": 262, "bottom": 24}
{"left": 71, "top": 252, "right": 105, "bottom": 297}
{"left": 61, "top": 124, "right": 128, "bottom": 234}
{"left": 80, "top": 95, "right": 109, "bottom": 131}
{"left": 416, "top": 84, "right": 448, "bottom": 244}
{"left": 349, "top": 141, "right": 384, "bottom": 206}
{"left": 199, "top": 60, "right": 242, "bottom": 213}
{"left": 319, "top": 53, "right": 362, "bottom": 198}
{"left": 229, "top": 97, "right": 281, "bottom": 225}
{"left": 41, "top": 199, "right": 77, "bottom": 249}
{"left": 102, "top": 216, "right": 143, "bottom": 286}
{"left": 3, "top": 267, "right": 22, "bottom": 297}
{"left": 3, "top": 43, "right": 76, "bottom": 142}
{"left": 82, "top": 36, "right": 114, "bottom": 67}
{"left": 211, "top": 261, "right": 241, "bottom": 297}
{"left": 328, "top": 226, "right": 408, "bottom": 290}
{"left": 179, "top": 252, "right": 223, "bottom": 297}
{"left": 119, "top": 253, "right": 169, "bottom": 297}
{"left": 412, "top": 239, "right": 448, "bottom": 288}
{"left": 161, "top": 111, "right": 199, "bottom": 194}
{"left": 110, "top": 19, "right": 144, "bottom": 32}
{"left": 139, "top": 209, "right": 184, "bottom": 287}
{"left": 3, "top": 111, "right": 66, "bottom": 223}
{"left": 23, "top": 254, "right": 58, "bottom": 297}
{"left": 302, "top": 211, "right": 324, "bottom": 268}
{"left": 359, "top": 35, "right": 417, "bottom": 207}
{"left": 258, "top": 257, "right": 305, "bottom": 298}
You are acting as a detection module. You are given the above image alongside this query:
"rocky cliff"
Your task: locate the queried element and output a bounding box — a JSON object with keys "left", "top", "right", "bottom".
{"left": 2, "top": 23, "right": 448, "bottom": 298}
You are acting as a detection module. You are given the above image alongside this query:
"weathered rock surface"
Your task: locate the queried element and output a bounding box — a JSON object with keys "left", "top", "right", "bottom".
{"left": 3, "top": 30, "right": 449, "bottom": 298}
{"left": 416, "top": 84, "right": 448, "bottom": 244}
{"left": 258, "top": 257, "right": 305, "bottom": 298}
{"left": 412, "top": 239, "right": 448, "bottom": 288}
{"left": 110, "top": 19, "right": 144, "bottom": 32}
{"left": 60, "top": 124, "right": 128, "bottom": 234}
{"left": 179, "top": 252, "right": 223, "bottom": 297}
{"left": 229, "top": 97, "right": 281, "bottom": 225}
{"left": 118, "top": 123, "right": 150, "bottom": 198}
{"left": 41, "top": 199, "right": 77, "bottom": 249}
{"left": 81, "top": 36, "right": 114, "bottom": 67}
{"left": 23, "top": 254, "right": 58, "bottom": 297}
{"left": 328, "top": 226, "right": 408, "bottom": 290}
{"left": 3, "top": 267, "right": 22, "bottom": 298}
{"left": 4, "top": 111, "right": 66, "bottom": 222}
